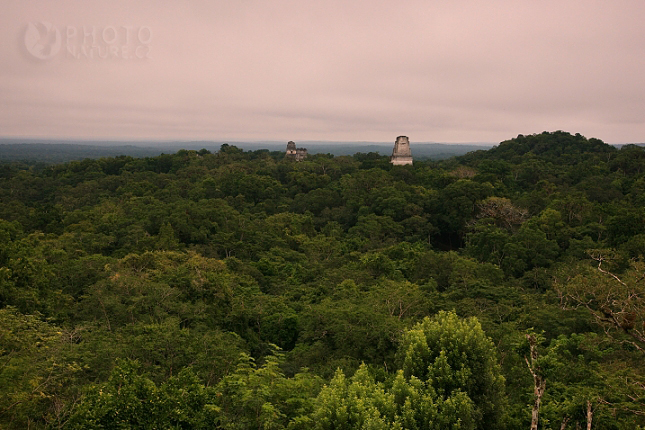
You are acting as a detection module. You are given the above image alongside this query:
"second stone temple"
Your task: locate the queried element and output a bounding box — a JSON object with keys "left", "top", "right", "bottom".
{"left": 390, "top": 136, "right": 413, "bottom": 165}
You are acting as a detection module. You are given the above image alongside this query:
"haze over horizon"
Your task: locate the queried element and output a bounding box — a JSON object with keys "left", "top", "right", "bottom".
{"left": 2, "top": 1, "right": 645, "bottom": 145}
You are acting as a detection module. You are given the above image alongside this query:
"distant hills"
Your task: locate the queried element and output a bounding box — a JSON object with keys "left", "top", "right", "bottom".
{"left": 0, "top": 138, "right": 494, "bottom": 163}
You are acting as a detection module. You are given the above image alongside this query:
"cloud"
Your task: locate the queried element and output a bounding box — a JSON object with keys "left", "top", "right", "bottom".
{"left": 1, "top": 0, "right": 644, "bottom": 143}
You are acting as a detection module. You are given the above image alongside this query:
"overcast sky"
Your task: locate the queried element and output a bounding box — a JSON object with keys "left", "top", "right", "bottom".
{"left": 2, "top": 1, "right": 644, "bottom": 144}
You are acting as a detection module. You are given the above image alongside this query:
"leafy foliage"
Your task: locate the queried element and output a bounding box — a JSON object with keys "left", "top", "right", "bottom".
{"left": 1, "top": 133, "right": 645, "bottom": 428}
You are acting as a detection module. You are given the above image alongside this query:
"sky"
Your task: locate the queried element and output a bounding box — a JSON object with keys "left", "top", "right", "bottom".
{"left": 2, "top": 1, "right": 645, "bottom": 144}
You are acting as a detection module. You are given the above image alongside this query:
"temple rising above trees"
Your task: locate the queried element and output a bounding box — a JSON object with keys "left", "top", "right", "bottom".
{"left": 285, "top": 141, "right": 308, "bottom": 161}
{"left": 390, "top": 136, "right": 413, "bottom": 165}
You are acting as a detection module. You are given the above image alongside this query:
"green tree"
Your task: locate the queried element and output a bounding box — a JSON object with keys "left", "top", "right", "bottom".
{"left": 307, "top": 364, "right": 475, "bottom": 430}
{"left": 215, "top": 350, "right": 322, "bottom": 429}
{"left": 66, "top": 359, "right": 219, "bottom": 429}
{"left": 307, "top": 311, "right": 504, "bottom": 429}
{"left": 397, "top": 311, "right": 507, "bottom": 429}
{"left": 0, "top": 307, "right": 79, "bottom": 429}
{"left": 556, "top": 252, "right": 645, "bottom": 353}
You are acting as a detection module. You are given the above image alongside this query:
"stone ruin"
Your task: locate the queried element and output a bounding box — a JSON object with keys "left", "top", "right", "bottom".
{"left": 285, "top": 141, "right": 308, "bottom": 161}
{"left": 390, "top": 136, "right": 413, "bottom": 165}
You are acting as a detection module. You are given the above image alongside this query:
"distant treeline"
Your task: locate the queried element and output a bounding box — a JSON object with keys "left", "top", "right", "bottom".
{"left": 0, "top": 140, "right": 495, "bottom": 163}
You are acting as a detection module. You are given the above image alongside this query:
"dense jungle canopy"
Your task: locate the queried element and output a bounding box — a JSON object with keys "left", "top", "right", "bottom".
{"left": 1, "top": 131, "right": 645, "bottom": 429}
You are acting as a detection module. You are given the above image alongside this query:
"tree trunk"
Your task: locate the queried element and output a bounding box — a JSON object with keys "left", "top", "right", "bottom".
{"left": 586, "top": 400, "right": 593, "bottom": 430}
{"left": 525, "top": 333, "right": 546, "bottom": 430}
{"left": 530, "top": 376, "right": 546, "bottom": 430}
{"left": 560, "top": 416, "right": 570, "bottom": 430}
